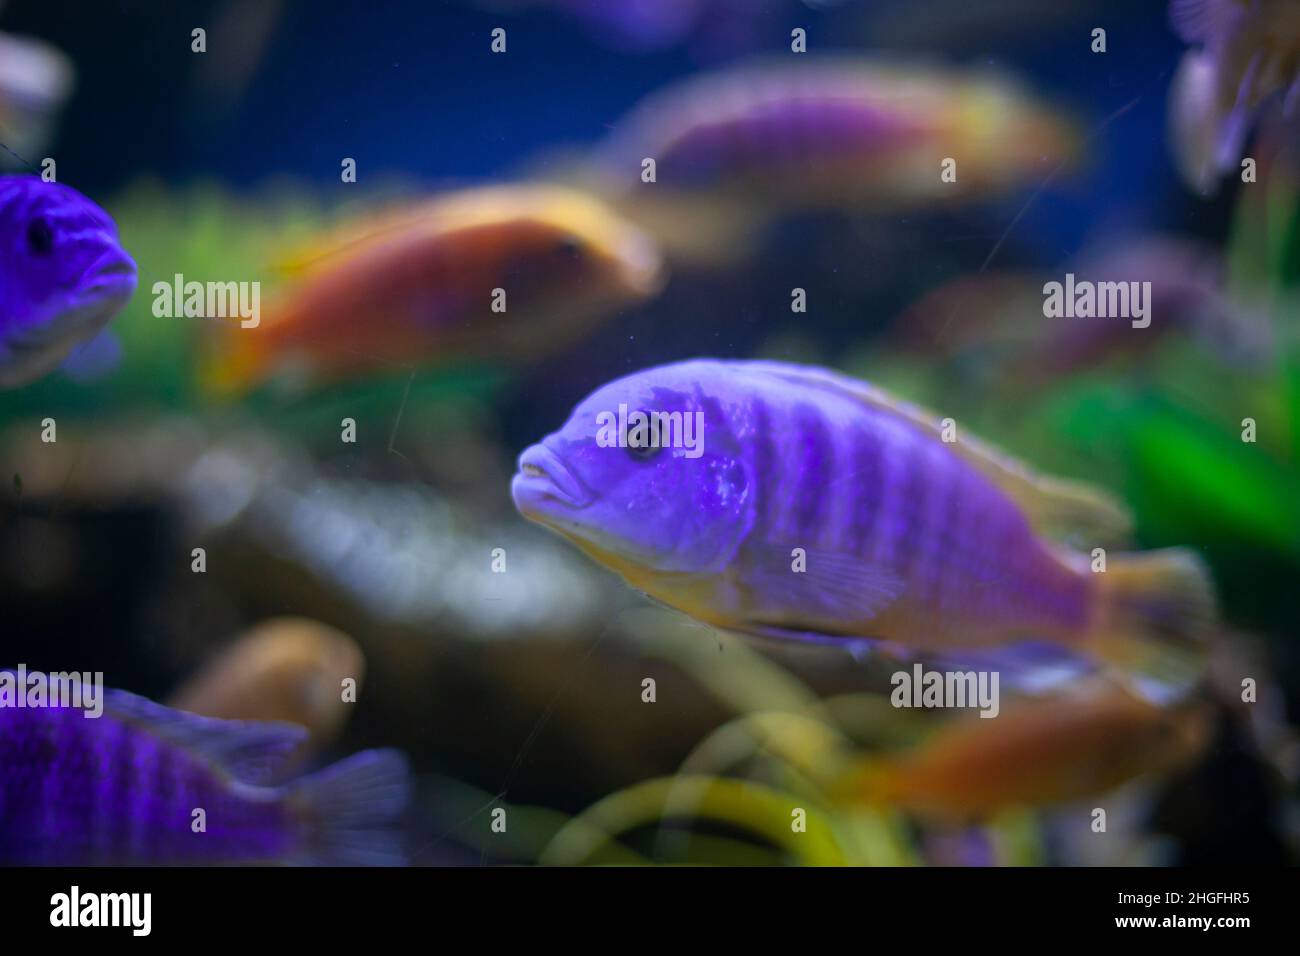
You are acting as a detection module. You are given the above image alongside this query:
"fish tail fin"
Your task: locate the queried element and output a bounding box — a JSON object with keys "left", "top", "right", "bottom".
{"left": 1088, "top": 548, "right": 1216, "bottom": 703}
{"left": 290, "top": 748, "right": 411, "bottom": 866}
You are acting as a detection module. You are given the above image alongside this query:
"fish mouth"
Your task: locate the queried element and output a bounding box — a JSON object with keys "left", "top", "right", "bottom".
{"left": 80, "top": 250, "right": 138, "bottom": 301}
{"left": 92, "top": 248, "right": 136, "bottom": 276}
{"left": 512, "top": 442, "right": 592, "bottom": 512}
{"left": 617, "top": 231, "right": 666, "bottom": 297}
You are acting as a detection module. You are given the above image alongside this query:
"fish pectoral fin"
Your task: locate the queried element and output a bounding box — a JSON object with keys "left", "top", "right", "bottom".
{"left": 104, "top": 688, "right": 307, "bottom": 784}
{"left": 746, "top": 360, "right": 1133, "bottom": 546}
{"left": 59, "top": 329, "right": 123, "bottom": 383}
{"left": 747, "top": 545, "right": 904, "bottom": 625}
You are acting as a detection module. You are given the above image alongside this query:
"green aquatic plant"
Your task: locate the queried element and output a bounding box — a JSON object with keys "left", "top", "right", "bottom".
{"left": 539, "top": 775, "right": 851, "bottom": 866}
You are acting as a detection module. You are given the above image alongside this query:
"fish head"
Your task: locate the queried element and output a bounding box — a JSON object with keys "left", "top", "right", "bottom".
{"left": 0, "top": 178, "right": 136, "bottom": 381}
{"left": 513, "top": 362, "right": 753, "bottom": 577}
{"left": 488, "top": 186, "right": 665, "bottom": 310}
{"left": 549, "top": 218, "right": 664, "bottom": 303}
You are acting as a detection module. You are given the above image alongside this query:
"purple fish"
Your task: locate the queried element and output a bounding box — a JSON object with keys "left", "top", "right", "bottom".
{"left": 0, "top": 176, "right": 136, "bottom": 387}
{"left": 549, "top": 0, "right": 704, "bottom": 50}
{"left": 512, "top": 360, "right": 1214, "bottom": 695}
{"left": 1167, "top": 0, "right": 1300, "bottom": 194}
{"left": 584, "top": 60, "right": 1078, "bottom": 264}
{"left": 506, "top": 0, "right": 765, "bottom": 55}
{"left": 595, "top": 59, "right": 1074, "bottom": 203}
{"left": 0, "top": 680, "right": 409, "bottom": 865}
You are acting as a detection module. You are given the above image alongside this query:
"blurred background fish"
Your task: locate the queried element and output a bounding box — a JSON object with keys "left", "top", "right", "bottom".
{"left": 894, "top": 235, "right": 1275, "bottom": 396}
{"left": 0, "top": 30, "right": 73, "bottom": 167}
{"left": 169, "top": 617, "right": 365, "bottom": 768}
{"left": 491, "top": 0, "right": 709, "bottom": 52}
{"left": 571, "top": 58, "right": 1079, "bottom": 262}
{"left": 201, "top": 184, "right": 665, "bottom": 395}
{"left": 839, "top": 680, "right": 1212, "bottom": 822}
{"left": 1167, "top": 0, "right": 1300, "bottom": 195}
{"left": 472, "top": 0, "right": 788, "bottom": 57}
{"left": 0, "top": 678, "right": 409, "bottom": 865}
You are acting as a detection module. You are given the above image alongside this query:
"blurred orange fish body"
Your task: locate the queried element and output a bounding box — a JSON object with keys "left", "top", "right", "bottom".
{"left": 169, "top": 617, "right": 365, "bottom": 764}
{"left": 202, "top": 185, "right": 665, "bottom": 394}
{"left": 844, "top": 681, "right": 1211, "bottom": 822}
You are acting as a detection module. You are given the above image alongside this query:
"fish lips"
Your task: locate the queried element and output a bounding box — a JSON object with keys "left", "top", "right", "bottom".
{"left": 512, "top": 441, "right": 592, "bottom": 514}
{"left": 80, "top": 248, "right": 138, "bottom": 301}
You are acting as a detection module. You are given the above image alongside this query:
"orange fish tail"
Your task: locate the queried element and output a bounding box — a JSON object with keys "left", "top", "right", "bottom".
{"left": 1087, "top": 547, "right": 1216, "bottom": 701}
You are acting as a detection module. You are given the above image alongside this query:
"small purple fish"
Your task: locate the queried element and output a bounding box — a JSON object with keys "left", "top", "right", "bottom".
{"left": 1168, "top": 0, "right": 1300, "bottom": 193}
{"left": 1022, "top": 237, "right": 1275, "bottom": 379}
{"left": 548, "top": 0, "right": 704, "bottom": 50}
{"left": 0, "top": 176, "right": 136, "bottom": 387}
{"left": 513, "top": 360, "right": 1215, "bottom": 696}
{"left": 0, "top": 680, "right": 409, "bottom": 865}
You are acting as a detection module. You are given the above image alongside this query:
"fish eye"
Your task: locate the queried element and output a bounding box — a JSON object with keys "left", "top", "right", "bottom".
{"left": 626, "top": 440, "right": 662, "bottom": 462}
{"left": 26, "top": 217, "right": 54, "bottom": 256}
{"left": 625, "top": 413, "right": 664, "bottom": 462}
{"left": 555, "top": 235, "right": 586, "bottom": 260}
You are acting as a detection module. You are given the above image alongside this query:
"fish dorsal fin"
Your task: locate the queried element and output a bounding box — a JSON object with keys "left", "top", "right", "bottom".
{"left": 104, "top": 688, "right": 307, "bottom": 784}
{"left": 742, "top": 360, "right": 1133, "bottom": 546}
{"left": 271, "top": 185, "right": 582, "bottom": 277}
{"left": 272, "top": 204, "right": 443, "bottom": 277}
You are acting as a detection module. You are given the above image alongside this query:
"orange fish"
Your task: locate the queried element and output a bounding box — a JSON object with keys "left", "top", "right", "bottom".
{"left": 840, "top": 681, "right": 1212, "bottom": 823}
{"left": 169, "top": 617, "right": 365, "bottom": 767}
{"left": 201, "top": 185, "right": 665, "bottom": 394}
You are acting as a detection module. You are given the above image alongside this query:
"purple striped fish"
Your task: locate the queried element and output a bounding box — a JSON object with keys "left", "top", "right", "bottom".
{"left": 512, "top": 360, "right": 1214, "bottom": 692}
{"left": 0, "top": 681, "right": 409, "bottom": 865}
